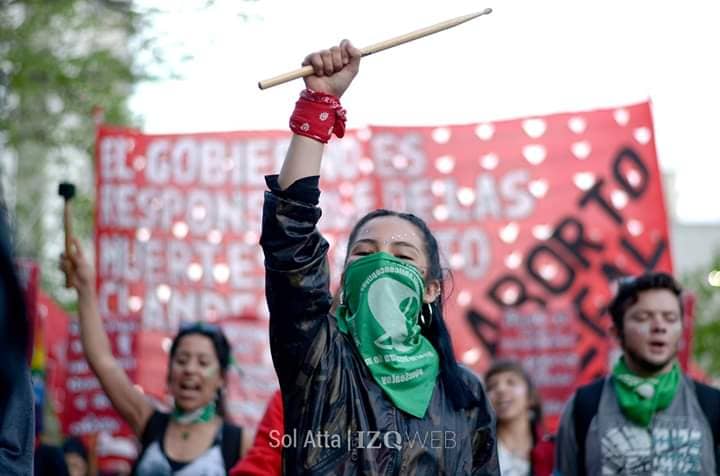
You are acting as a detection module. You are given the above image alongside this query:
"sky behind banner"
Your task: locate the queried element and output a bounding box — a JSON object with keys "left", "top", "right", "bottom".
{"left": 91, "top": 100, "right": 677, "bottom": 431}
{"left": 131, "top": 0, "right": 720, "bottom": 223}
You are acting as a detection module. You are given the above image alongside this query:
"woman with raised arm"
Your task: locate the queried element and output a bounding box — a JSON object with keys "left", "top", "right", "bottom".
{"left": 61, "top": 242, "right": 249, "bottom": 475}
{"left": 260, "top": 39, "right": 499, "bottom": 475}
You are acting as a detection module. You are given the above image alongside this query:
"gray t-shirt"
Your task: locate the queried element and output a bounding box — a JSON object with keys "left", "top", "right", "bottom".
{"left": 554, "top": 376, "right": 717, "bottom": 476}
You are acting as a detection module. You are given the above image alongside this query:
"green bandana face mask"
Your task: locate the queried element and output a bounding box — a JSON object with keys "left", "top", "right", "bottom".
{"left": 336, "top": 252, "right": 440, "bottom": 418}
{"left": 612, "top": 357, "right": 680, "bottom": 427}
{"left": 171, "top": 401, "right": 217, "bottom": 425}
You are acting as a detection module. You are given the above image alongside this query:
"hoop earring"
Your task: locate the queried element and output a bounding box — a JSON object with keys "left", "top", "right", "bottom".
{"left": 420, "top": 303, "right": 433, "bottom": 327}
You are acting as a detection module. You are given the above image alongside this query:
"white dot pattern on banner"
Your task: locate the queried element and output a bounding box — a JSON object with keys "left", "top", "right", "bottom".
{"left": 433, "top": 205, "right": 449, "bottom": 222}
{"left": 450, "top": 253, "right": 465, "bottom": 269}
{"left": 300, "top": 122, "right": 309, "bottom": 131}
{"left": 540, "top": 264, "right": 558, "bottom": 280}
{"left": 431, "top": 179, "right": 446, "bottom": 197}
{"left": 187, "top": 263, "right": 203, "bottom": 282}
{"left": 568, "top": 116, "right": 587, "bottom": 134}
{"left": 532, "top": 224, "right": 552, "bottom": 240}
{"left": 319, "top": 112, "right": 329, "bottom": 121}
{"left": 161, "top": 337, "right": 172, "bottom": 353}
{"left": 133, "top": 156, "right": 147, "bottom": 171}
{"left": 462, "top": 348, "right": 481, "bottom": 365}
{"left": 356, "top": 127, "right": 372, "bottom": 142}
{"left": 136, "top": 227, "right": 151, "bottom": 242}
{"left": 172, "top": 221, "right": 189, "bottom": 239}
{"left": 457, "top": 290, "right": 472, "bottom": 307}
{"left": 573, "top": 172, "right": 596, "bottom": 191}
{"left": 627, "top": 169, "right": 643, "bottom": 187}
{"left": 627, "top": 219, "right": 644, "bottom": 236}
{"left": 244, "top": 231, "right": 259, "bottom": 245}
{"left": 528, "top": 179, "right": 549, "bottom": 198}
{"left": 522, "top": 118, "right": 546, "bottom": 138}
{"left": 475, "top": 123, "right": 495, "bottom": 140}
{"left": 358, "top": 157, "right": 374, "bottom": 175}
{"left": 522, "top": 144, "right": 547, "bottom": 165}
{"left": 572, "top": 141, "right": 592, "bottom": 160}
{"left": 432, "top": 127, "right": 451, "bottom": 144}
{"left": 213, "top": 264, "right": 230, "bottom": 283}
{"left": 480, "top": 153, "right": 499, "bottom": 170}
{"left": 128, "top": 296, "right": 143, "bottom": 312}
{"left": 614, "top": 108, "right": 630, "bottom": 126}
{"left": 457, "top": 187, "right": 475, "bottom": 206}
{"left": 505, "top": 251, "right": 522, "bottom": 269}
{"left": 499, "top": 222, "right": 519, "bottom": 244}
{"left": 435, "top": 155, "right": 455, "bottom": 174}
{"left": 192, "top": 205, "right": 207, "bottom": 221}
{"left": 633, "top": 127, "right": 651, "bottom": 145}
{"left": 611, "top": 190, "right": 629, "bottom": 209}
{"left": 156, "top": 284, "right": 172, "bottom": 303}
{"left": 392, "top": 155, "right": 409, "bottom": 170}
{"left": 207, "top": 229, "right": 223, "bottom": 245}
{"left": 502, "top": 288, "right": 519, "bottom": 305}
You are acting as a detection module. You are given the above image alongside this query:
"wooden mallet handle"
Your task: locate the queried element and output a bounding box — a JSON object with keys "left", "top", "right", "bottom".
{"left": 258, "top": 8, "right": 492, "bottom": 90}
{"left": 58, "top": 182, "right": 76, "bottom": 288}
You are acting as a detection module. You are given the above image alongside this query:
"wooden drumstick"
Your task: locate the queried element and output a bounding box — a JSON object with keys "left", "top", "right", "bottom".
{"left": 258, "top": 8, "right": 493, "bottom": 90}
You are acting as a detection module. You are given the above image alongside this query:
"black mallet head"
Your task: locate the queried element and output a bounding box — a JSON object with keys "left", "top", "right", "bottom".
{"left": 58, "top": 182, "right": 76, "bottom": 201}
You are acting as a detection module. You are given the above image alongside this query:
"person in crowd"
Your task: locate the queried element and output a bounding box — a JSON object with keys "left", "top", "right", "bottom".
{"left": 62, "top": 436, "right": 90, "bottom": 476}
{"left": 485, "top": 360, "right": 554, "bottom": 476}
{"left": 0, "top": 200, "right": 34, "bottom": 475}
{"left": 554, "top": 272, "right": 720, "bottom": 475}
{"left": 259, "top": 39, "right": 499, "bottom": 475}
{"left": 61, "top": 242, "right": 250, "bottom": 475}
{"left": 230, "top": 389, "right": 283, "bottom": 476}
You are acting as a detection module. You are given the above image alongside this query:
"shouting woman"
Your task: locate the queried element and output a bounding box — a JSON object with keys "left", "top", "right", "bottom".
{"left": 62, "top": 243, "right": 249, "bottom": 475}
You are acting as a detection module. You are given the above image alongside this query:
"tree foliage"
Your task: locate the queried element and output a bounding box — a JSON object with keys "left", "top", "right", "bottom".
{"left": 0, "top": 0, "right": 149, "bottom": 304}
{"left": 682, "top": 249, "right": 720, "bottom": 379}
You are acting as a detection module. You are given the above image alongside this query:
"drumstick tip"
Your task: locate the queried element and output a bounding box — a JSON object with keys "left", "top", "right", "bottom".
{"left": 483, "top": 7, "right": 493, "bottom": 15}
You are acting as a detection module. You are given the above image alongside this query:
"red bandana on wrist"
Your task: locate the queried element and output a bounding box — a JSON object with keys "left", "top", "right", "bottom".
{"left": 289, "top": 89, "right": 347, "bottom": 143}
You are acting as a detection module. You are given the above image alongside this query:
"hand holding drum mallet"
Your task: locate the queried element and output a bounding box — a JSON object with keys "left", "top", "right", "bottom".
{"left": 258, "top": 8, "right": 493, "bottom": 90}
{"left": 58, "top": 182, "right": 76, "bottom": 288}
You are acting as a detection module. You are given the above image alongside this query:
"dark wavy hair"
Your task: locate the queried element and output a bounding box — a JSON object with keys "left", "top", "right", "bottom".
{"left": 168, "top": 322, "right": 232, "bottom": 416}
{"left": 608, "top": 272, "right": 683, "bottom": 333}
{"left": 346, "top": 209, "right": 482, "bottom": 411}
{"left": 485, "top": 359, "right": 544, "bottom": 439}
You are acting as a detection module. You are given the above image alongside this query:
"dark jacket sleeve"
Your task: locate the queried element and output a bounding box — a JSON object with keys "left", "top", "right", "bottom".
{"left": 259, "top": 175, "right": 333, "bottom": 390}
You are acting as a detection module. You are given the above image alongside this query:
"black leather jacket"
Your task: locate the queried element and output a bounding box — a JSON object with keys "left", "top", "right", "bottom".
{"left": 260, "top": 176, "right": 499, "bottom": 475}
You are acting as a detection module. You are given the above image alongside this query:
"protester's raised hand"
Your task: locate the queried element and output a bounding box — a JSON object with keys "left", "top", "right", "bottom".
{"left": 60, "top": 238, "right": 95, "bottom": 294}
{"left": 302, "top": 39, "right": 361, "bottom": 98}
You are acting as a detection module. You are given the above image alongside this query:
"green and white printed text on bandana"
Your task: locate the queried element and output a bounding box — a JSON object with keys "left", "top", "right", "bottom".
{"left": 336, "top": 252, "right": 439, "bottom": 418}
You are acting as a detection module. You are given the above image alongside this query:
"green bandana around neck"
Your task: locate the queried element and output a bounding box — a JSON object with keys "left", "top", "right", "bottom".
{"left": 171, "top": 401, "right": 217, "bottom": 425}
{"left": 611, "top": 357, "right": 680, "bottom": 427}
{"left": 335, "top": 252, "right": 439, "bottom": 418}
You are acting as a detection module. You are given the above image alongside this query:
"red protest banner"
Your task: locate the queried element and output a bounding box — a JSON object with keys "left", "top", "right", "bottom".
{"left": 92, "top": 101, "right": 676, "bottom": 433}
{"left": 369, "top": 103, "right": 673, "bottom": 427}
